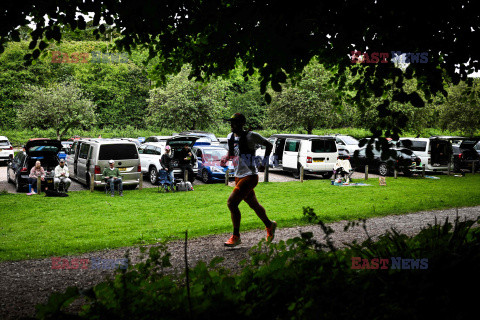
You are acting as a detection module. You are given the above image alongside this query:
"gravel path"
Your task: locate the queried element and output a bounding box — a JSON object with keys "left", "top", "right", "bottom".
{"left": 1, "top": 205, "right": 479, "bottom": 319}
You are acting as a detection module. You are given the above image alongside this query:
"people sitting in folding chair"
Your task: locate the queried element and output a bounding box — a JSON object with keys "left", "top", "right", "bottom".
{"left": 161, "top": 145, "right": 174, "bottom": 183}
{"left": 54, "top": 159, "right": 71, "bottom": 192}
{"left": 103, "top": 159, "right": 123, "bottom": 197}
{"left": 157, "top": 169, "right": 174, "bottom": 192}
{"left": 333, "top": 159, "right": 354, "bottom": 183}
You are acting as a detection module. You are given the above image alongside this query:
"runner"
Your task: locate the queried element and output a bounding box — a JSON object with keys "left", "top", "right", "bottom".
{"left": 222, "top": 113, "right": 276, "bottom": 247}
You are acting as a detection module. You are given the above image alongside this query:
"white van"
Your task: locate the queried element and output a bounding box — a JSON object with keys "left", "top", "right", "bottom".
{"left": 397, "top": 136, "right": 459, "bottom": 171}
{"left": 259, "top": 134, "right": 338, "bottom": 179}
{"left": 67, "top": 139, "right": 141, "bottom": 188}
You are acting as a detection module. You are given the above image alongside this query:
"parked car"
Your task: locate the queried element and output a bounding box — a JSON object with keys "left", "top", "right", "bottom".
{"left": 257, "top": 134, "right": 338, "bottom": 179}
{"left": 337, "top": 149, "right": 351, "bottom": 160}
{"left": 396, "top": 136, "right": 458, "bottom": 172}
{"left": 0, "top": 135, "right": 14, "bottom": 164}
{"left": 218, "top": 137, "right": 228, "bottom": 150}
{"left": 138, "top": 136, "right": 200, "bottom": 184}
{"left": 452, "top": 138, "right": 480, "bottom": 172}
{"left": 192, "top": 145, "right": 235, "bottom": 183}
{"left": 58, "top": 141, "right": 74, "bottom": 161}
{"left": 7, "top": 138, "right": 62, "bottom": 192}
{"left": 177, "top": 130, "right": 219, "bottom": 144}
{"left": 334, "top": 135, "right": 360, "bottom": 154}
{"left": 351, "top": 146, "right": 421, "bottom": 176}
{"left": 143, "top": 136, "right": 173, "bottom": 143}
{"left": 475, "top": 141, "right": 480, "bottom": 156}
{"left": 67, "top": 138, "right": 141, "bottom": 188}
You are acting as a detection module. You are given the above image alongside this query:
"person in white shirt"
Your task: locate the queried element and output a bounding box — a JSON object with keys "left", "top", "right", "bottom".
{"left": 54, "top": 159, "right": 71, "bottom": 192}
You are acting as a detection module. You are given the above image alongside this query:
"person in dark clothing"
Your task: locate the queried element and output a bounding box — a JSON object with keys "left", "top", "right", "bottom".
{"left": 161, "top": 145, "right": 174, "bottom": 182}
{"left": 178, "top": 143, "right": 195, "bottom": 183}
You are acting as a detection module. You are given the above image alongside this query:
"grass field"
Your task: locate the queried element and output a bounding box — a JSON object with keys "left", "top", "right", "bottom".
{"left": 1, "top": 174, "right": 480, "bottom": 261}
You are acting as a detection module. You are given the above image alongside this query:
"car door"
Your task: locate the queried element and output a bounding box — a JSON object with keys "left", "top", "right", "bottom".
{"left": 283, "top": 139, "right": 300, "bottom": 170}
{"left": 76, "top": 143, "right": 91, "bottom": 184}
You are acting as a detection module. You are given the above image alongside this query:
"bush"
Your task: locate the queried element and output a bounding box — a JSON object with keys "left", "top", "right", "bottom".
{"left": 35, "top": 208, "right": 480, "bottom": 320}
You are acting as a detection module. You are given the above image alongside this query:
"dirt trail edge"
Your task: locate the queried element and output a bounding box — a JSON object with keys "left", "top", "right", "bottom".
{"left": 1, "top": 206, "right": 479, "bottom": 319}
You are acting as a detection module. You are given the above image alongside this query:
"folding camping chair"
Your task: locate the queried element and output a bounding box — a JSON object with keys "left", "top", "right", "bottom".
{"left": 157, "top": 169, "right": 175, "bottom": 193}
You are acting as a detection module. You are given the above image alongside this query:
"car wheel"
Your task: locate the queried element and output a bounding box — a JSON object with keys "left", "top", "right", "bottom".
{"left": 15, "top": 176, "right": 22, "bottom": 192}
{"left": 403, "top": 169, "right": 412, "bottom": 177}
{"left": 7, "top": 169, "right": 12, "bottom": 184}
{"left": 322, "top": 171, "right": 333, "bottom": 179}
{"left": 149, "top": 167, "right": 158, "bottom": 185}
{"left": 292, "top": 165, "right": 301, "bottom": 179}
{"left": 378, "top": 163, "right": 388, "bottom": 176}
{"left": 202, "top": 169, "right": 210, "bottom": 184}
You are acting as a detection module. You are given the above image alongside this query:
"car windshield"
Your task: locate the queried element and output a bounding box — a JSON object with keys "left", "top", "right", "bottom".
{"left": 28, "top": 145, "right": 60, "bottom": 153}
{"left": 99, "top": 144, "right": 138, "bottom": 160}
{"left": 0, "top": 140, "right": 9, "bottom": 146}
{"left": 203, "top": 149, "right": 228, "bottom": 161}
{"left": 400, "top": 140, "right": 427, "bottom": 152}
{"left": 341, "top": 136, "right": 359, "bottom": 145}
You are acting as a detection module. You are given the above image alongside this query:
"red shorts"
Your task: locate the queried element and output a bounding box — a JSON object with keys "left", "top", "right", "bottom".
{"left": 232, "top": 174, "right": 258, "bottom": 199}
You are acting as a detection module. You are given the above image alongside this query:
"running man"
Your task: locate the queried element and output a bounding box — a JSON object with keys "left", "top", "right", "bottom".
{"left": 222, "top": 113, "right": 276, "bottom": 247}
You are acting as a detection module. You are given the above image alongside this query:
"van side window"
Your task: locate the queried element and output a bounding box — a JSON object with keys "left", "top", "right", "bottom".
{"left": 79, "top": 144, "right": 90, "bottom": 159}
{"left": 285, "top": 140, "right": 300, "bottom": 152}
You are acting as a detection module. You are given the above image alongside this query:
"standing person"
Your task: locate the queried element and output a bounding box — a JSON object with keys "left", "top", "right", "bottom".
{"left": 54, "top": 159, "right": 71, "bottom": 192}
{"left": 102, "top": 160, "right": 123, "bottom": 197}
{"left": 178, "top": 143, "right": 195, "bottom": 183}
{"left": 161, "top": 145, "right": 174, "bottom": 183}
{"left": 27, "top": 160, "right": 45, "bottom": 195}
{"left": 222, "top": 113, "right": 276, "bottom": 247}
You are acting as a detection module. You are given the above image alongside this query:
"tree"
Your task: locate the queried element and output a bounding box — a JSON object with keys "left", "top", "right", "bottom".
{"left": 18, "top": 81, "right": 96, "bottom": 140}
{"left": 438, "top": 80, "right": 480, "bottom": 136}
{"left": 146, "top": 65, "right": 227, "bottom": 131}
{"left": 266, "top": 61, "right": 339, "bottom": 134}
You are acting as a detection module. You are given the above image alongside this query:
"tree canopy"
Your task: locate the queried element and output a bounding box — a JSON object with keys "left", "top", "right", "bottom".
{"left": 2, "top": 1, "right": 480, "bottom": 137}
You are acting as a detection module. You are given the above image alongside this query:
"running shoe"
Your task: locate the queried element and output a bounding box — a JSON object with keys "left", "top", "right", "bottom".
{"left": 266, "top": 221, "right": 277, "bottom": 242}
{"left": 224, "top": 235, "right": 241, "bottom": 247}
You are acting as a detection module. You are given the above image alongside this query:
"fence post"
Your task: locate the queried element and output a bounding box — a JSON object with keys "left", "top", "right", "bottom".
{"left": 422, "top": 164, "right": 426, "bottom": 178}
{"left": 300, "top": 166, "right": 304, "bottom": 183}
{"left": 139, "top": 174, "right": 143, "bottom": 190}
{"left": 365, "top": 165, "right": 368, "bottom": 180}
{"left": 472, "top": 161, "right": 476, "bottom": 175}
{"left": 90, "top": 172, "right": 94, "bottom": 192}
{"left": 225, "top": 168, "right": 229, "bottom": 186}
{"left": 264, "top": 163, "right": 269, "bottom": 182}
{"left": 394, "top": 168, "right": 398, "bottom": 179}
{"left": 37, "top": 176, "right": 41, "bottom": 195}
{"left": 447, "top": 162, "right": 451, "bottom": 176}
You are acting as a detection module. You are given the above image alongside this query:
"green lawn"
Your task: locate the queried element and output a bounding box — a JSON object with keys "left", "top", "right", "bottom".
{"left": 1, "top": 174, "right": 480, "bottom": 261}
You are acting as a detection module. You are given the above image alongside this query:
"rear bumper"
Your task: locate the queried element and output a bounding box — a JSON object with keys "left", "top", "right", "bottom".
{"left": 93, "top": 173, "right": 141, "bottom": 186}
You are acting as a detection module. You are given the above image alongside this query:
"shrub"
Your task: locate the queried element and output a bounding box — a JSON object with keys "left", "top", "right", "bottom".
{"left": 35, "top": 209, "right": 480, "bottom": 319}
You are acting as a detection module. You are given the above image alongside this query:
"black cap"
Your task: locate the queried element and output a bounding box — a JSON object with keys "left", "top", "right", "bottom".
{"left": 224, "top": 113, "right": 246, "bottom": 125}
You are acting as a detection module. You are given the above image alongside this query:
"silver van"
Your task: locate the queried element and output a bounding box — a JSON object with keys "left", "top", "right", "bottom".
{"left": 67, "top": 139, "right": 141, "bottom": 188}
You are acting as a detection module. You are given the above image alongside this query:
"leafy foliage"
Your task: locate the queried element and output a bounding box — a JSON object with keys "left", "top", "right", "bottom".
{"left": 18, "top": 81, "right": 96, "bottom": 140}
{"left": 36, "top": 208, "right": 480, "bottom": 319}
{"left": 146, "top": 65, "right": 228, "bottom": 131}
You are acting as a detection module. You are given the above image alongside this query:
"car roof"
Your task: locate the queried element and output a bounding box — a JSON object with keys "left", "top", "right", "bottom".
{"left": 269, "top": 134, "right": 335, "bottom": 140}
{"left": 74, "top": 138, "right": 138, "bottom": 145}
{"left": 399, "top": 137, "right": 429, "bottom": 141}
{"left": 142, "top": 142, "right": 165, "bottom": 147}
{"left": 194, "top": 146, "right": 228, "bottom": 150}
{"left": 0, "top": 136, "right": 9, "bottom": 140}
